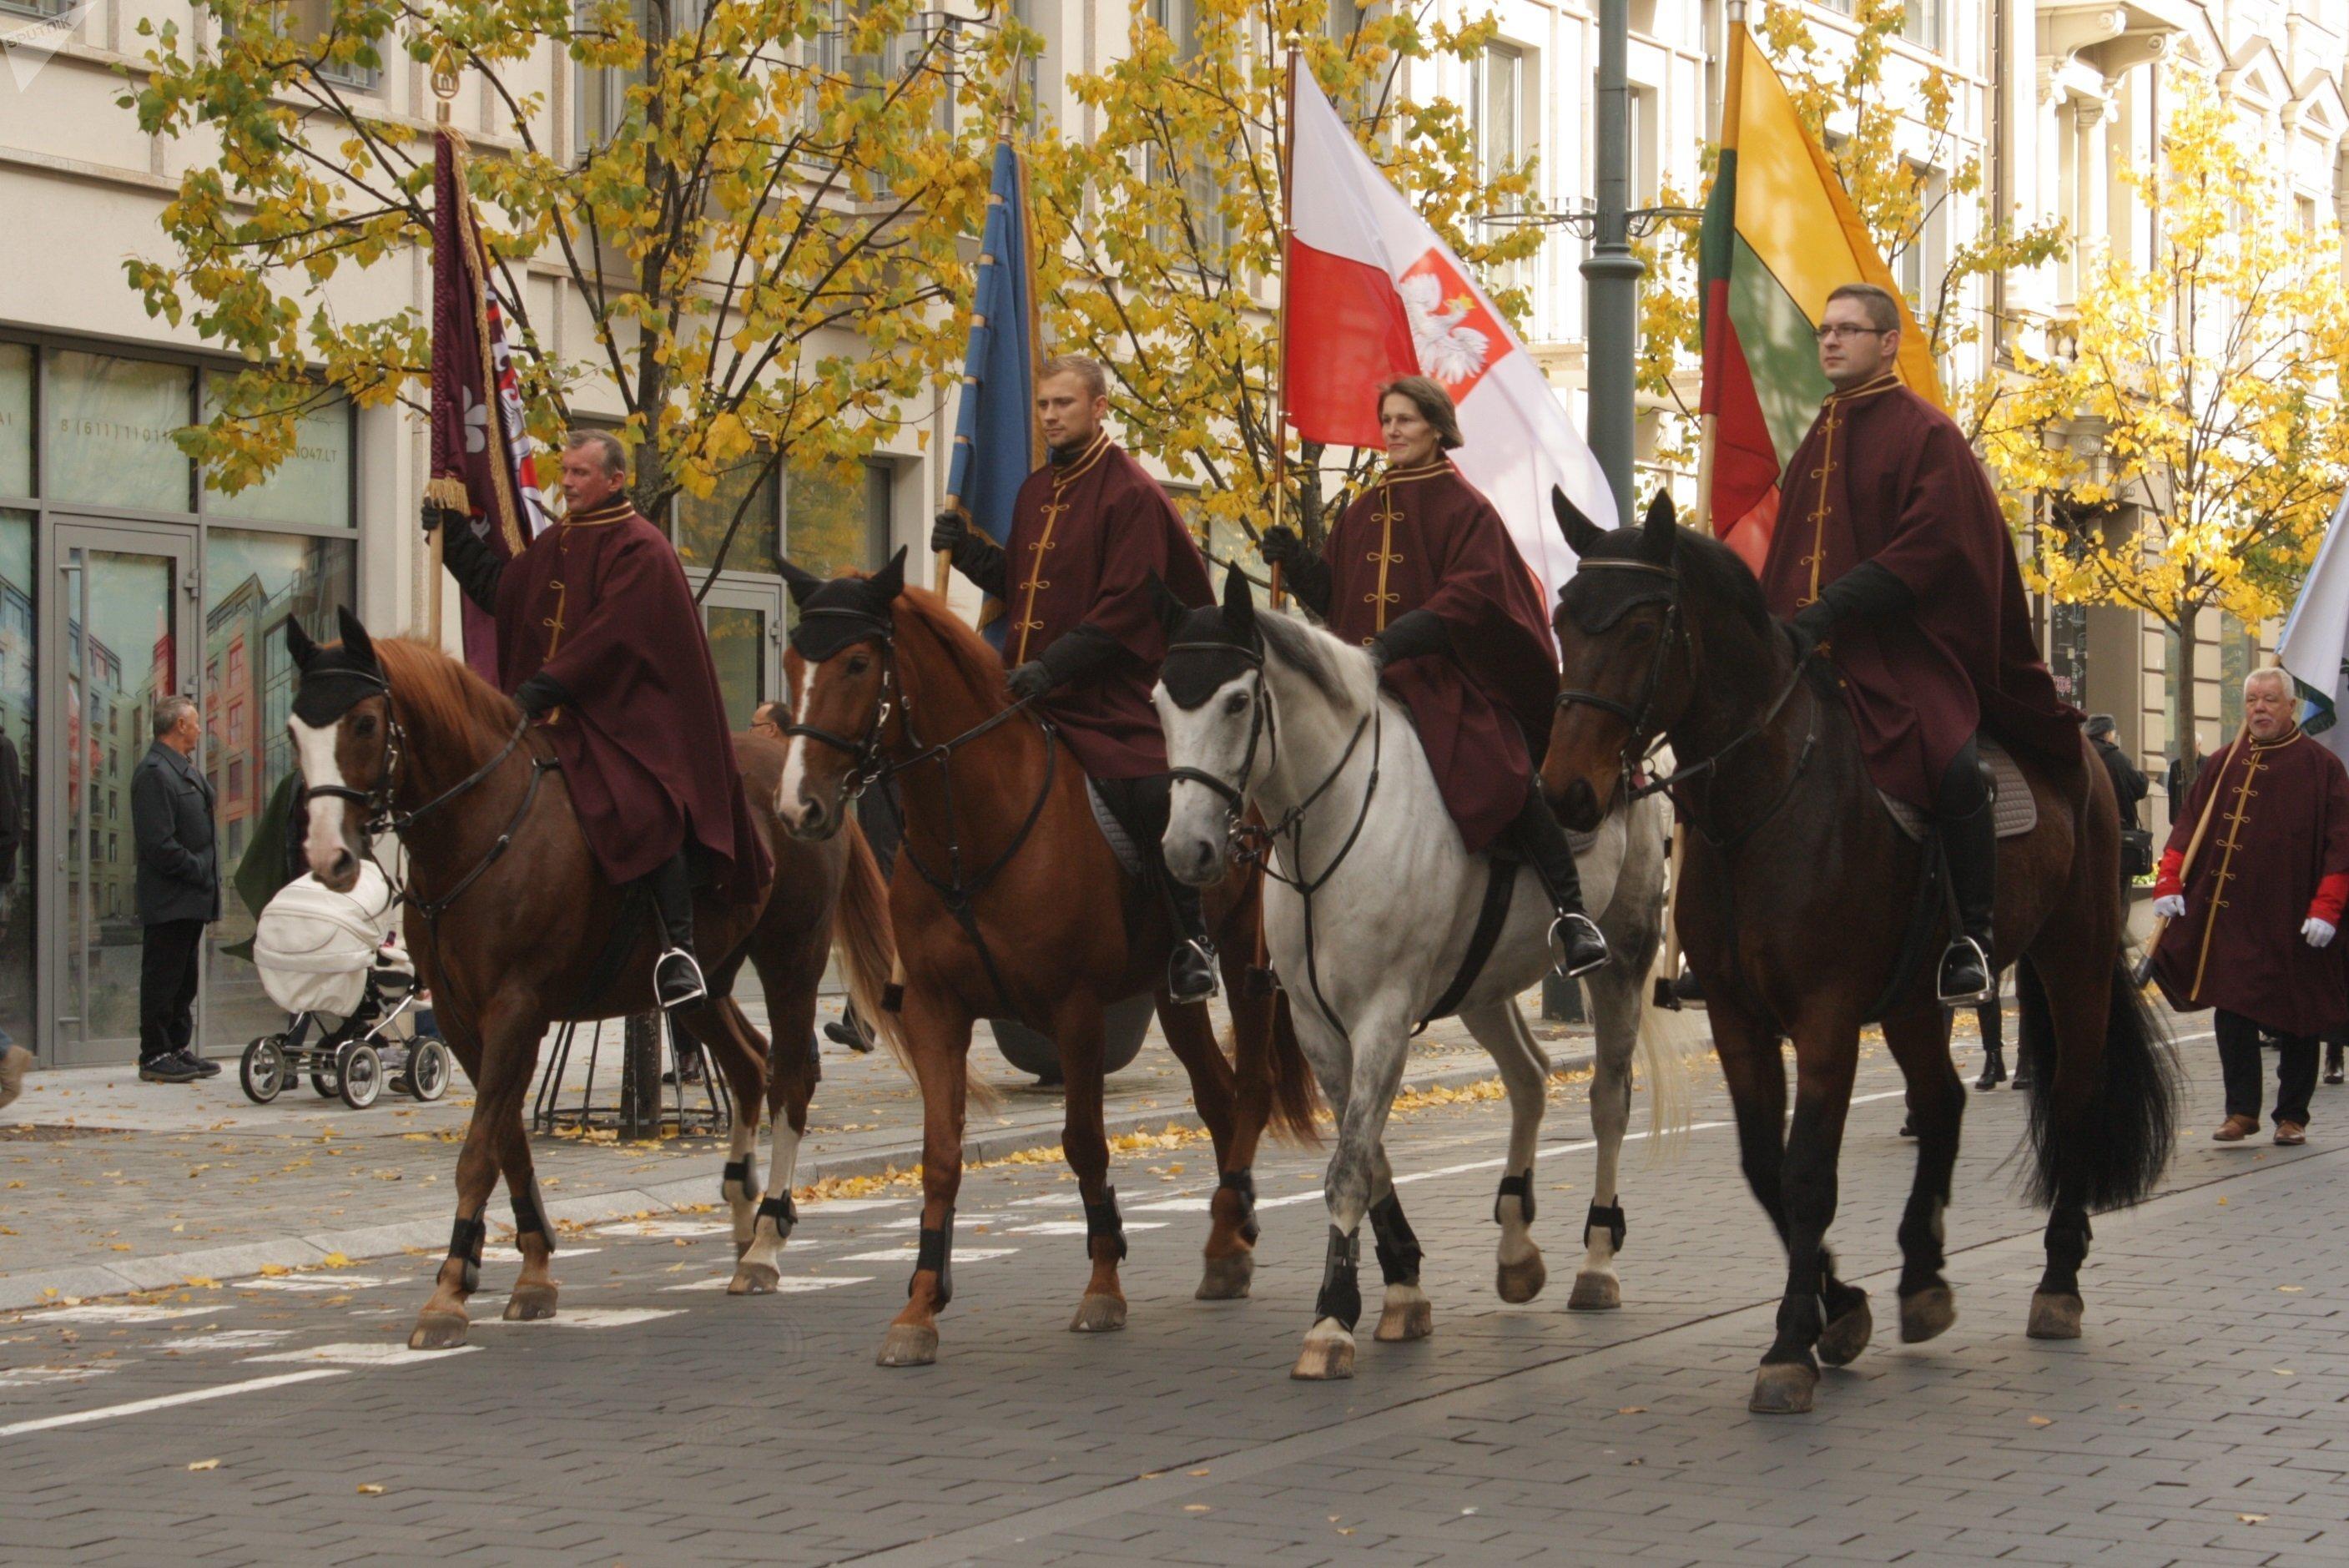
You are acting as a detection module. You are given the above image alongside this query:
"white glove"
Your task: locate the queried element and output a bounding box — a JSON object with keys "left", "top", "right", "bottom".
{"left": 2304, "top": 916, "right": 2337, "bottom": 949}
{"left": 2154, "top": 894, "right": 2185, "bottom": 920}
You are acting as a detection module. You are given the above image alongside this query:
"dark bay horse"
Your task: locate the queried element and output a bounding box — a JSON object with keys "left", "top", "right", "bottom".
{"left": 288, "top": 609, "right": 898, "bottom": 1349}
{"left": 773, "top": 552, "right": 1319, "bottom": 1368}
{"left": 1545, "top": 495, "right": 2175, "bottom": 1415}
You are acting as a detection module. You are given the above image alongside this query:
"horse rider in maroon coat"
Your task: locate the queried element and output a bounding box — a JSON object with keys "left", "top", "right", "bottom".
{"left": 1258, "top": 375, "right": 1610, "bottom": 980}
{"left": 429, "top": 431, "right": 770, "bottom": 1013}
{"left": 929, "top": 355, "right": 1223, "bottom": 1004}
{"left": 1758, "top": 284, "right": 2080, "bottom": 1004}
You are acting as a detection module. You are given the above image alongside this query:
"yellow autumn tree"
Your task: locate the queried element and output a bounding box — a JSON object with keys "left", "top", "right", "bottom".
{"left": 1026, "top": 0, "right": 1538, "bottom": 554}
{"left": 1990, "top": 67, "right": 2349, "bottom": 758}
{"left": 1636, "top": 0, "right": 2064, "bottom": 469}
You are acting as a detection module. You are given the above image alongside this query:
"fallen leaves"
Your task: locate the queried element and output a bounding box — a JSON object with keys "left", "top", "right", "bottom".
{"left": 2027, "top": 1415, "right": 2054, "bottom": 1427}
{"left": 187, "top": 1459, "right": 219, "bottom": 1472}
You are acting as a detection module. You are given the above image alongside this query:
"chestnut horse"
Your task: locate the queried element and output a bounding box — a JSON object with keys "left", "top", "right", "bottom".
{"left": 288, "top": 609, "right": 898, "bottom": 1349}
{"left": 1545, "top": 494, "right": 2175, "bottom": 1416}
{"left": 773, "top": 552, "right": 1318, "bottom": 1368}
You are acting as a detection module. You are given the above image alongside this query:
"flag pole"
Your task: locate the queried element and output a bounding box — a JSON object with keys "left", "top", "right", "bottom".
{"left": 1267, "top": 39, "right": 1299, "bottom": 613}
{"left": 1692, "top": 6, "right": 1744, "bottom": 538}
{"left": 938, "top": 52, "right": 1027, "bottom": 606}
{"left": 427, "top": 48, "right": 459, "bottom": 648}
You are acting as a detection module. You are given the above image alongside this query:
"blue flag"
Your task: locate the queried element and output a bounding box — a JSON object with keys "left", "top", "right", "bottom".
{"left": 948, "top": 139, "right": 1040, "bottom": 581}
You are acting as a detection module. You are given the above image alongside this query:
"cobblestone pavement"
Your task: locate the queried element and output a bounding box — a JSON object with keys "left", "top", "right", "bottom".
{"left": 3, "top": 1006, "right": 2342, "bottom": 1566}
{"left": 0, "top": 994, "right": 1537, "bottom": 1308}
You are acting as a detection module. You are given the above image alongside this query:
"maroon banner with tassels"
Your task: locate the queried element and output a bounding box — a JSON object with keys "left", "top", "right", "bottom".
{"left": 430, "top": 126, "right": 550, "bottom": 682}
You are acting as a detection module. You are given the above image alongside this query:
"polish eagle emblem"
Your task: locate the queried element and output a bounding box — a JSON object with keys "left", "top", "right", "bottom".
{"left": 1396, "top": 250, "right": 1507, "bottom": 397}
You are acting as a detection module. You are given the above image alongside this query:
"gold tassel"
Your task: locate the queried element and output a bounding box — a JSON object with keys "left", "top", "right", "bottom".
{"left": 424, "top": 474, "right": 472, "bottom": 512}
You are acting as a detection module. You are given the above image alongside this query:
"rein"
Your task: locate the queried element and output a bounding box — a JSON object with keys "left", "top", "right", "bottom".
{"left": 787, "top": 615, "right": 1055, "bottom": 1020}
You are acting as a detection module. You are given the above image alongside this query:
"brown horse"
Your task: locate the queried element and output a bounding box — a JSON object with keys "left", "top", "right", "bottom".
{"left": 1545, "top": 495, "right": 2175, "bottom": 1415}
{"left": 287, "top": 609, "right": 898, "bottom": 1349}
{"left": 773, "top": 552, "right": 1319, "bottom": 1367}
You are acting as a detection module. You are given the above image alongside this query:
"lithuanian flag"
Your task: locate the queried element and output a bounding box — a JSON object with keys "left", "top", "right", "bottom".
{"left": 1698, "top": 24, "right": 1943, "bottom": 572}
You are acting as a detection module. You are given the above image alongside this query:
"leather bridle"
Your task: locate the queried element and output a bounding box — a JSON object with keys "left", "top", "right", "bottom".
{"left": 1162, "top": 639, "right": 1274, "bottom": 826}
{"left": 1552, "top": 558, "right": 1685, "bottom": 764}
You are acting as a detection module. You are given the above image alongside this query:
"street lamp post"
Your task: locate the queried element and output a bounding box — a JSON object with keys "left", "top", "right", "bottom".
{"left": 1580, "top": 0, "right": 1643, "bottom": 524}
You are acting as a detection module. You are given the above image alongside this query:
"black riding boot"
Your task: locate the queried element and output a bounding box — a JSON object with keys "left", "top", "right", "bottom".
{"left": 2326, "top": 1036, "right": 2345, "bottom": 1087}
{"left": 640, "top": 850, "right": 708, "bottom": 1012}
{"left": 1096, "top": 774, "right": 1219, "bottom": 1004}
{"left": 1935, "top": 741, "right": 1995, "bottom": 1004}
{"left": 1505, "top": 785, "right": 1609, "bottom": 979}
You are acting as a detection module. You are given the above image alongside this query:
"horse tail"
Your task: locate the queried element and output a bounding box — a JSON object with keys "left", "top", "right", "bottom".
{"left": 1264, "top": 991, "right": 1324, "bottom": 1144}
{"left": 833, "top": 819, "right": 910, "bottom": 1076}
{"left": 2019, "top": 956, "right": 2178, "bottom": 1213}
{"left": 1635, "top": 983, "right": 1702, "bottom": 1145}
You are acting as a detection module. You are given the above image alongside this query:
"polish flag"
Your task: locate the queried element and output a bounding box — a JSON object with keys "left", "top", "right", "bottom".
{"left": 1285, "top": 72, "right": 1619, "bottom": 611}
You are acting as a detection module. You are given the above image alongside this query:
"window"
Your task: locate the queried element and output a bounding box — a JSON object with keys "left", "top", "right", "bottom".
{"left": 44, "top": 350, "right": 193, "bottom": 513}
{"left": 288, "top": 0, "right": 384, "bottom": 90}
{"left": 200, "top": 376, "right": 354, "bottom": 527}
{"left": 1902, "top": 0, "right": 1940, "bottom": 51}
{"left": 675, "top": 456, "right": 783, "bottom": 577}
{"left": 1475, "top": 43, "right": 1524, "bottom": 181}
{"left": 1146, "top": 0, "right": 1230, "bottom": 256}
{"left": 782, "top": 457, "right": 891, "bottom": 583}
{"left": 577, "top": 0, "right": 686, "bottom": 154}
{"left": 0, "top": 343, "right": 28, "bottom": 499}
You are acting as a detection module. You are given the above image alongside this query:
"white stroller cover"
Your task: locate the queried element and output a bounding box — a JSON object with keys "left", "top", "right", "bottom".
{"left": 253, "top": 865, "right": 402, "bottom": 1017}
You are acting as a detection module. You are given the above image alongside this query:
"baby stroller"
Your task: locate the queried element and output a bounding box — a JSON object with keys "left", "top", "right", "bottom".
{"left": 239, "top": 861, "right": 453, "bottom": 1110}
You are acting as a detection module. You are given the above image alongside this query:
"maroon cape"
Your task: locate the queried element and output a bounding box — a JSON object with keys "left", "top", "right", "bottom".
{"left": 496, "top": 502, "right": 769, "bottom": 901}
{"left": 1760, "top": 376, "right": 2080, "bottom": 808}
{"left": 1323, "top": 461, "right": 1556, "bottom": 855}
{"left": 1003, "top": 434, "right": 1212, "bottom": 779}
{"left": 2153, "top": 729, "right": 2349, "bottom": 1036}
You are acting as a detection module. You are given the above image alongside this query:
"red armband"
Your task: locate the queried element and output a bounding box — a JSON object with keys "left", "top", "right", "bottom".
{"left": 2311, "top": 873, "right": 2349, "bottom": 926}
{"left": 2152, "top": 848, "right": 2185, "bottom": 900}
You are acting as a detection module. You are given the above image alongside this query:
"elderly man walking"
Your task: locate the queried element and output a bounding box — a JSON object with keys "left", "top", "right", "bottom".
{"left": 132, "top": 694, "right": 223, "bottom": 1084}
{"left": 2151, "top": 668, "right": 2349, "bottom": 1146}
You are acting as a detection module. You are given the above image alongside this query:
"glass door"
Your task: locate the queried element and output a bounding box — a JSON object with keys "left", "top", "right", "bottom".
{"left": 43, "top": 521, "right": 197, "bottom": 1066}
{"left": 702, "top": 581, "right": 784, "bottom": 730}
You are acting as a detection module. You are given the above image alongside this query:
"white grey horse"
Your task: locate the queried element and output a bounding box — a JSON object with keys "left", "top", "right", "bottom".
{"left": 1153, "top": 567, "right": 1686, "bottom": 1380}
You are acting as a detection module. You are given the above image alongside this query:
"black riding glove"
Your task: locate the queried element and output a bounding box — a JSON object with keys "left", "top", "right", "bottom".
{"left": 1370, "top": 609, "right": 1449, "bottom": 671}
{"left": 933, "top": 509, "right": 1006, "bottom": 597}
{"left": 514, "top": 672, "right": 568, "bottom": 720}
{"left": 1792, "top": 562, "right": 1912, "bottom": 657}
{"left": 1258, "top": 524, "right": 1306, "bottom": 567}
{"left": 1260, "top": 526, "right": 1333, "bottom": 617}
{"left": 1006, "top": 661, "right": 1056, "bottom": 702}
{"left": 421, "top": 502, "right": 458, "bottom": 534}
{"left": 930, "top": 509, "right": 966, "bottom": 555}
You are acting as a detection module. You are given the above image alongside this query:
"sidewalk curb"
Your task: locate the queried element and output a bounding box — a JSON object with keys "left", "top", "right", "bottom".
{"left": 0, "top": 1048, "right": 1595, "bottom": 1313}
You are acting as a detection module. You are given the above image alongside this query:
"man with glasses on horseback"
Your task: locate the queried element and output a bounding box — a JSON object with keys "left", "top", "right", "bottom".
{"left": 1258, "top": 375, "right": 1610, "bottom": 979}
{"left": 427, "top": 430, "right": 767, "bottom": 1013}
{"left": 929, "top": 355, "right": 1222, "bottom": 1002}
{"left": 1761, "top": 284, "right": 2078, "bottom": 1004}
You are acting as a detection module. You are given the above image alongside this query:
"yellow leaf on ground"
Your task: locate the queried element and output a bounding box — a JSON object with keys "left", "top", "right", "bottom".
{"left": 356, "top": 1484, "right": 385, "bottom": 1496}
{"left": 187, "top": 1459, "right": 219, "bottom": 1472}
{"left": 2027, "top": 1415, "right": 2053, "bottom": 1427}
{"left": 320, "top": 1253, "right": 354, "bottom": 1268}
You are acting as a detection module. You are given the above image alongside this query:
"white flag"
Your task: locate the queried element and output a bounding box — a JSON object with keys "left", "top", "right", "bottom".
{"left": 2278, "top": 490, "right": 2349, "bottom": 759}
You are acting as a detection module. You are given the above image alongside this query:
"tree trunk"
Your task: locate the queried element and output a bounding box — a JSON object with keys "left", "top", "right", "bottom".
{"left": 2173, "top": 611, "right": 2199, "bottom": 777}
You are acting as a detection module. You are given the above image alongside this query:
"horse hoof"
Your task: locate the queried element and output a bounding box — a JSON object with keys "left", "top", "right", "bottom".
{"left": 733, "top": 1238, "right": 752, "bottom": 1261}
{"left": 1749, "top": 1362, "right": 1819, "bottom": 1415}
{"left": 1069, "top": 1293, "right": 1127, "bottom": 1334}
{"left": 1567, "top": 1271, "right": 1621, "bottom": 1311}
{"left": 502, "top": 1284, "right": 558, "bottom": 1323}
{"left": 1195, "top": 1251, "right": 1253, "bottom": 1300}
{"left": 2027, "top": 1291, "right": 2084, "bottom": 1340}
{"left": 1290, "top": 1333, "right": 1356, "bottom": 1381}
{"left": 728, "top": 1262, "right": 780, "bottom": 1296}
{"left": 1816, "top": 1293, "right": 1873, "bottom": 1366}
{"left": 876, "top": 1323, "right": 940, "bottom": 1367}
{"left": 408, "top": 1310, "right": 471, "bottom": 1350}
{"left": 1373, "top": 1298, "right": 1433, "bottom": 1343}
{"left": 1495, "top": 1252, "right": 1548, "bottom": 1304}
{"left": 1899, "top": 1285, "right": 1956, "bottom": 1344}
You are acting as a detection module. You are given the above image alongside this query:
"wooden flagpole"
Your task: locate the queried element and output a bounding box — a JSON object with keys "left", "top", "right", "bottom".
{"left": 426, "top": 48, "right": 460, "bottom": 648}
{"left": 1268, "top": 40, "right": 1299, "bottom": 614}
{"left": 2132, "top": 723, "right": 2244, "bottom": 986}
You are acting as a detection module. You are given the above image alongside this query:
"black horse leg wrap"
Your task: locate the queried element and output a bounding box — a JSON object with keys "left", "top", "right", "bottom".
{"left": 880, "top": 982, "right": 905, "bottom": 1014}
{"left": 1313, "top": 1225, "right": 1362, "bottom": 1330}
{"left": 510, "top": 1176, "right": 557, "bottom": 1253}
{"left": 1584, "top": 1201, "right": 1627, "bottom": 1253}
{"left": 1493, "top": 1170, "right": 1537, "bottom": 1226}
{"left": 1368, "top": 1192, "right": 1424, "bottom": 1287}
{"left": 1219, "top": 1167, "right": 1261, "bottom": 1244}
{"left": 756, "top": 1192, "right": 798, "bottom": 1242}
{"left": 913, "top": 1211, "right": 954, "bottom": 1308}
{"left": 721, "top": 1157, "right": 755, "bottom": 1197}
{"left": 1083, "top": 1187, "right": 1128, "bottom": 1261}
{"left": 447, "top": 1215, "right": 487, "bottom": 1295}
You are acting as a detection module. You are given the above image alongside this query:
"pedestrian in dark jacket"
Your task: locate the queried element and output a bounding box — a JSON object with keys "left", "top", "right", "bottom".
{"left": 131, "top": 695, "right": 221, "bottom": 1084}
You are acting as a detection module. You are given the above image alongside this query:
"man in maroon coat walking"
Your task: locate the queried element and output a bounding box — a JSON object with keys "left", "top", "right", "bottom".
{"left": 431, "top": 431, "right": 769, "bottom": 1012}
{"left": 930, "top": 356, "right": 1222, "bottom": 1002}
{"left": 1758, "top": 283, "right": 2080, "bottom": 1004}
{"left": 1258, "top": 376, "right": 1609, "bottom": 979}
{"left": 2152, "top": 669, "right": 2349, "bottom": 1146}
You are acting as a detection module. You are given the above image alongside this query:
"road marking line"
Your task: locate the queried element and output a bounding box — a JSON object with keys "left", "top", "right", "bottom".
{"left": 797, "top": 1198, "right": 913, "bottom": 1213}
{"left": 245, "top": 1342, "right": 476, "bottom": 1368}
{"left": 660, "top": 1274, "right": 873, "bottom": 1293}
{"left": 1004, "top": 1221, "right": 1168, "bottom": 1237}
{"left": 1129, "top": 1197, "right": 1209, "bottom": 1213}
{"left": 46, "top": 1305, "right": 221, "bottom": 1324}
{"left": 0, "top": 1369, "right": 347, "bottom": 1438}
{"left": 0, "top": 1367, "right": 115, "bottom": 1391}
{"left": 839, "top": 1247, "right": 1019, "bottom": 1263}
{"left": 477, "top": 1308, "right": 682, "bottom": 1329}
{"left": 239, "top": 1274, "right": 394, "bottom": 1293}
{"left": 161, "top": 1331, "right": 294, "bottom": 1353}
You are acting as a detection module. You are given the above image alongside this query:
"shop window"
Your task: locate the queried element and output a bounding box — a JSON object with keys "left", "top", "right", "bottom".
{"left": 287, "top": 0, "right": 383, "bottom": 89}
{"left": 201, "top": 376, "right": 355, "bottom": 528}
{"left": 0, "top": 343, "right": 28, "bottom": 499}
{"left": 0, "top": 512, "right": 32, "bottom": 1051}
{"left": 781, "top": 457, "right": 890, "bottom": 586}
{"left": 45, "top": 350, "right": 194, "bottom": 513}
{"left": 675, "top": 455, "right": 783, "bottom": 577}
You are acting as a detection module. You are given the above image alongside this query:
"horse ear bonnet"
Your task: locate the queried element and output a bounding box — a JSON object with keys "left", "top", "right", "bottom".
{"left": 290, "top": 613, "right": 389, "bottom": 727}
{"left": 787, "top": 572, "right": 898, "bottom": 663}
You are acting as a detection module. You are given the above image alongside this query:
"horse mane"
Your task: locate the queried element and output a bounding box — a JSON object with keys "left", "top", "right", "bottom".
{"left": 375, "top": 638, "right": 521, "bottom": 748}
{"left": 890, "top": 584, "right": 1021, "bottom": 713}
{"left": 1673, "top": 527, "right": 1777, "bottom": 647}
{"left": 1256, "top": 608, "right": 1379, "bottom": 713}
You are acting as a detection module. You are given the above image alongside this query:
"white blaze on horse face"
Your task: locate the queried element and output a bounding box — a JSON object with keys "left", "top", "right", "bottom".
{"left": 289, "top": 715, "right": 350, "bottom": 879}
{"left": 1155, "top": 671, "right": 1258, "bottom": 889}
{"left": 774, "top": 662, "right": 822, "bottom": 830}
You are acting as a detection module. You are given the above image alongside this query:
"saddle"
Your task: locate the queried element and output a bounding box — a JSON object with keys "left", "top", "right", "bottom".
{"left": 1086, "top": 779, "right": 1149, "bottom": 880}
{"left": 1877, "top": 736, "right": 2038, "bottom": 843}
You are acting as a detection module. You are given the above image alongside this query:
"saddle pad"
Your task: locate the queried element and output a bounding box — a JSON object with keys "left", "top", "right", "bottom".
{"left": 1879, "top": 737, "right": 2038, "bottom": 844}
{"left": 1086, "top": 779, "right": 1148, "bottom": 880}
